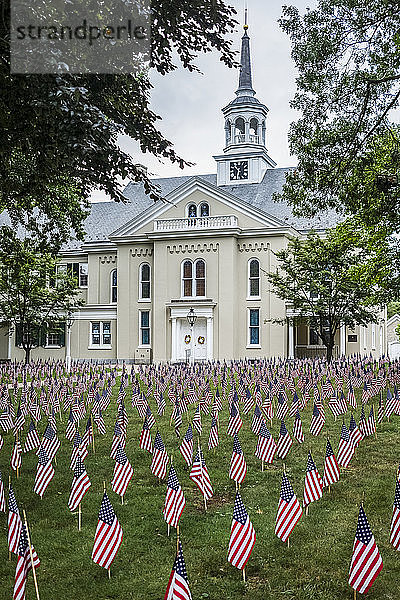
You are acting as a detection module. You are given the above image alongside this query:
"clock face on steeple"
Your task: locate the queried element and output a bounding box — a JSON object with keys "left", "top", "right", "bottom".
{"left": 230, "top": 160, "right": 249, "bottom": 181}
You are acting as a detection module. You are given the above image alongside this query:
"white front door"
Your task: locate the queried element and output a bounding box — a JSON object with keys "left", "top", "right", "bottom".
{"left": 177, "top": 318, "right": 207, "bottom": 361}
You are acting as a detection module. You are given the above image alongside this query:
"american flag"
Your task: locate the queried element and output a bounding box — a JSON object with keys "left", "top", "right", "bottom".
{"left": 348, "top": 505, "right": 382, "bottom": 594}
{"left": 276, "top": 392, "right": 288, "bottom": 421}
{"left": 208, "top": 415, "right": 219, "bottom": 450}
{"left": 337, "top": 423, "right": 355, "bottom": 468}
{"left": 110, "top": 421, "right": 125, "bottom": 459}
{"left": 288, "top": 391, "right": 299, "bottom": 418}
{"left": 229, "top": 434, "right": 247, "bottom": 484}
{"left": 163, "top": 464, "right": 186, "bottom": 528}
{"left": 309, "top": 403, "right": 325, "bottom": 436}
{"left": 34, "top": 446, "right": 54, "bottom": 498}
{"left": 255, "top": 421, "right": 277, "bottom": 464}
{"left": 390, "top": 480, "right": 400, "bottom": 551}
{"left": 92, "top": 491, "right": 123, "bottom": 570}
{"left": 8, "top": 485, "right": 22, "bottom": 554}
{"left": 157, "top": 392, "right": 166, "bottom": 416}
{"left": 82, "top": 416, "right": 93, "bottom": 448}
{"left": 365, "top": 405, "right": 376, "bottom": 437}
{"left": 303, "top": 452, "right": 323, "bottom": 507}
{"left": 139, "top": 417, "right": 153, "bottom": 453}
{"left": 227, "top": 492, "right": 256, "bottom": 570}
{"left": 23, "top": 420, "right": 40, "bottom": 453}
{"left": 251, "top": 404, "right": 264, "bottom": 435}
{"left": 358, "top": 406, "right": 368, "bottom": 438}
{"left": 65, "top": 408, "right": 76, "bottom": 441}
{"left": 164, "top": 540, "right": 192, "bottom": 600}
{"left": 322, "top": 439, "right": 340, "bottom": 488}
{"left": 10, "top": 439, "right": 22, "bottom": 472}
{"left": 348, "top": 384, "right": 357, "bottom": 409}
{"left": 93, "top": 407, "right": 106, "bottom": 435}
{"left": 385, "top": 389, "right": 397, "bottom": 418}
{"left": 349, "top": 414, "right": 363, "bottom": 448}
{"left": 68, "top": 454, "right": 91, "bottom": 512}
{"left": 192, "top": 406, "right": 202, "bottom": 435}
{"left": 70, "top": 430, "right": 88, "bottom": 470}
{"left": 0, "top": 407, "right": 14, "bottom": 432}
{"left": 145, "top": 405, "right": 156, "bottom": 429}
{"left": 179, "top": 424, "right": 193, "bottom": 466}
{"left": 13, "top": 523, "right": 40, "bottom": 600}
{"left": 361, "top": 382, "right": 370, "bottom": 405}
{"left": 14, "top": 403, "right": 25, "bottom": 432}
{"left": 111, "top": 445, "right": 134, "bottom": 498}
{"left": 292, "top": 409, "right": 304, "bottom": 444}
{"left": 227, "top": 402, "right": 243, "bottom": 436}
{"left": 41, "top": 423, "right": 61, "bottom": 461}
{"left": 0, "top": 471, "right": 4, "bottom": 512}
{"left": 150, "top": 431, "right": 169, "bottom": 479}
{"left": 189, "top": 449, "right": 213, "bottom": 500}
{"left": 377, "top": 396, "right": 384, "bottom": 424}
{"left": 276, "top": 421, "right": 293, "bottom": 459}
{"left": 275, "top": 472, "right": 303, "bottom": 542}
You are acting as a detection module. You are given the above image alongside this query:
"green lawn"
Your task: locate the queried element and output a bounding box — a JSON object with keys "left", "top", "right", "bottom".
{"left": 0, "top": 376, "right": 399, "bottom": 600}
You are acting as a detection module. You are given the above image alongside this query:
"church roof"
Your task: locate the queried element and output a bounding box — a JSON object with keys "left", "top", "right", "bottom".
{"left": 62, "top": 168, "right": 339, "bottom": 251}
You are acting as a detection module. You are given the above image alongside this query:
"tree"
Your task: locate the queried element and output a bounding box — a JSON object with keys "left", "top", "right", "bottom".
{"left": 0, "top": 229, "right": 83, "bottom": 363}
{"left": 278, "top": 1, "right": 400, "bottom": 234}
{"left": 0, "top": 1, "right": 238, "bottom": 249}
{"left": 267, "top": 224, "right": 394, "bottom": 362}
{"left": 388, "top": 301, "right": 400, "bottom": 319}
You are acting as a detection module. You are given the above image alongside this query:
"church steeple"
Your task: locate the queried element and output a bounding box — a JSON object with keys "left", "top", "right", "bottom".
{"left": 236, "top": 12, "right": 255, "bottom": 98}
{"left": 213, "top": 14, "right": 276, "bottom": 186}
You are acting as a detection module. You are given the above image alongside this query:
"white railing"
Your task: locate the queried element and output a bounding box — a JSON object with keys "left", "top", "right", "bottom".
{"left": 154, "top": 215, "right": 238, "bottom": 232}
{"left": 233, "top": 134, "right": 260, "bottom": 144}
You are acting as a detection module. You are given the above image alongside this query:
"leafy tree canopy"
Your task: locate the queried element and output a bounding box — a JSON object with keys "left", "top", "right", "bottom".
{"left": 0, "top": 1, "right": 238, "bottom": 249}
{"left": 268, "top": 223, "right": 395, "bottom": 361}
{"left": 278, "top": 0, "right": 400, "bottom": 232}
{"left": 0, "top": 228, "right": 83, "bottom": 362}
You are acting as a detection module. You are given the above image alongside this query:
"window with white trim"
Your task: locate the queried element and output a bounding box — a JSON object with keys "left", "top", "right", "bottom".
{"left": 188, "top": 204, "right": 197, "bottom": 217}
{"left": 139, "top": 263, "right": 151, "bottom": 300}
{"left": 58, "top": 262, "right": 88, "bottom": 288}
{"left": 248, "top": 308, "right": 260, "bottom": 346}
{"left": 111, "top": 269, "right": 117, "bottom": 303}
{"left": 200, "top": 202, "right": 209, "bottom": 217}
{"left": 363, "top": 326, "right": 367, "bottom": 349}
{"left": 139, "top": 310, "right": 151, "bottom": 346}
{"left": 90, "top": 321, "right": 111, "bottom": 347}
{"left": 248, "top": 258, "right": 260, "bottom": 297}
{"left": 181, "top": 259, "right": 206, "bottom": 297}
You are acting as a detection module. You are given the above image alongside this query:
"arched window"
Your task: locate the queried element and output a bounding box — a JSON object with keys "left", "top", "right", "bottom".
{"left": 182, "top": 260, "right": 193, "bottom": 297}
{"left": 111, "top": 268, "right": 117, "bottom": 303}
{"left": 225, "top": 119, "right": 231, "bottom": 145}
{"left": 234, "top": 117, "right": 245, "bottom": 143}
{"left": 188, "top": 204, "right": 197, "bottom": 218}
{"left": 139, "top": 263, "right": 151, "bottom": 300}
{"left": 248, "top": 259, "right": 260, "bottom": 297}
{"left": 195, "top": 260, "right": 206, "bottom": 296}
{"left": 200, "top": 203, "right": 209, "bottom": 217}
{"left": 181, "top": 259, "right": 206, "bottom": 297}
{"left": 250, "top": 118, "right": 259, "bottom": 142}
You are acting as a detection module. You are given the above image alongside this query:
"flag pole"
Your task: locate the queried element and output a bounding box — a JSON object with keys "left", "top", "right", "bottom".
{"left": 92, "top": 420, "right": 95, "bottom": 454}
{"left": 353, "top": 589, "right": 356, "bottom": 600}
{"left": 23, "top": 510, "right": 40, "bottom": 600}
{"left": 78, "top": 503, "right": 81, "bottom": 531}
{"left": 8, "top": 475, "right": 11, "bottom": 560}
{"left": 198, "top": 439, "right": 207, "bottom": 511}
{"left": 372, "top": 404, "right": 377, "bottom": 439}
{"left": 176, "top": 525, "right": 180, "bottom": 554}
{"left": 242, "top": 566, "right": 246, "bottom": 583}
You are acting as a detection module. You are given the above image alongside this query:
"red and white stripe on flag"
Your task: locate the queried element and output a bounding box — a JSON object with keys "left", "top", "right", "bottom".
{"left": 390, "top": 480, "right": 400, "bottom": 551}
{"left": 92, "top": 492, "right": 123, "bottom": 570}
{"left": 348, "top": 505, "right": 383, "bottom": 594}
{"left": 275, "top": 473, "right": 303, "bottom": 542}
{"left": 228, "top": 492, "right": 256, "bottom": 570}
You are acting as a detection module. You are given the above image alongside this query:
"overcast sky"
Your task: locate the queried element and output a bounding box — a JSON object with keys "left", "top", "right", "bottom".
{"left": 91, "top": 0, "right": 313, "bottom": 201}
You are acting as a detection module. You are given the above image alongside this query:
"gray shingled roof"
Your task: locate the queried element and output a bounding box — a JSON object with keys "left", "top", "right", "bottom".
{"left": 55, "top": 168, "right": 339, "bottom": 251}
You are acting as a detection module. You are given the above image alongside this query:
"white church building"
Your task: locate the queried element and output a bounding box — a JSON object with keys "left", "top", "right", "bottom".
{"left": 1, "top": 25, "right": 386, "bottom": 363}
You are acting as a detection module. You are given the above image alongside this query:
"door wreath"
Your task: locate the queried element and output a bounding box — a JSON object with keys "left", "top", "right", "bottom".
{"left": 184, "top": 334, "right": 191, "bottom": 344}
{"left": 198, "top": 336, "right": 205, "bottom": 345}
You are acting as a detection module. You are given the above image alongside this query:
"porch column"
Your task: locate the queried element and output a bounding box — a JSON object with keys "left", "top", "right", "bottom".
{"left": 288, "top": 319, "right": 295, "bottom": 359}
{"left": 206, "top": 317, "right": 213, "bottom": 361}
{"left": 171, "top": 317, "right": 177, "bottom": 362}
{"left": 340, "top": 324, "right": 346, "bottom": 356}
{"left": 7, "top": 326, "right": 12, "bottom": 360}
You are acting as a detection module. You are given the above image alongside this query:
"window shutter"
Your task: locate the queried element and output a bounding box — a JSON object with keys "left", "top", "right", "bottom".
{"left": 59, "top": 323, "right": 66, "bottom": 347}
{"left": 40, "top": 325, "right": 47, "bottom": 347}
{"left": 15, "top": 323, "right": 22, "bottom": 346}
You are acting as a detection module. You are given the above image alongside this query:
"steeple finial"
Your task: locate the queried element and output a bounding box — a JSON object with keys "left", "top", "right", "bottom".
{"left": 236, "top": 7, "right": 255, "bottom": 97}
